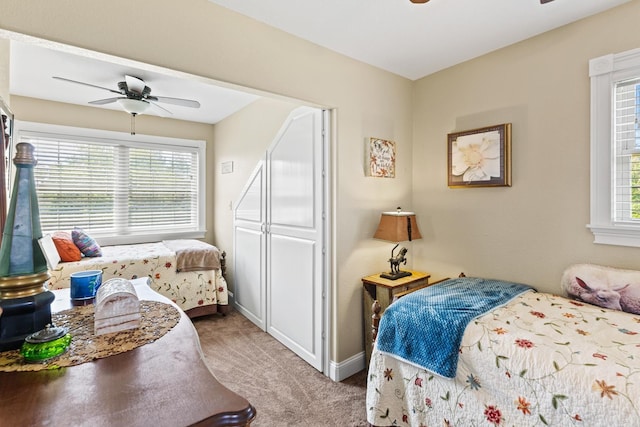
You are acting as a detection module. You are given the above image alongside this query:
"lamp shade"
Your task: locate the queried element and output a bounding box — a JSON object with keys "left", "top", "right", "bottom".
{"left": 373, "top": 210, "right": 422, "bottom": 243}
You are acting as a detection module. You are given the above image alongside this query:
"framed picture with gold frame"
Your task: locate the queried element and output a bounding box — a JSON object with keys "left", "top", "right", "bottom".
{"left": 447, "top": 123, "right": 511, "bottom": 188}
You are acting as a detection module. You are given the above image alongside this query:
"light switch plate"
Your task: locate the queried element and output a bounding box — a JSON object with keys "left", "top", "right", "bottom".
{"left": 221, "top": 161, "right": 234, "bottom": 174}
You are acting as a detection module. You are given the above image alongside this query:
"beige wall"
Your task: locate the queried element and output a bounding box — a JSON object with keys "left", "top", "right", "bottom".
{"left": 0, "top": 0, "right": 414, "bottom": 366}
{"left": 412, "top": 1, "right": 640, "bottom": 294}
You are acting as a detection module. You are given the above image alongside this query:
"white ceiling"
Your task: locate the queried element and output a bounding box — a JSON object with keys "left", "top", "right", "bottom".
{"left": 9, "top": 40, "right": 260, "bottom": 125}
{"left": 8, "top": 0, "right": 630, "bottom": 123}
{"left": 208, "top": 0, "right": 630, "bottom": 80}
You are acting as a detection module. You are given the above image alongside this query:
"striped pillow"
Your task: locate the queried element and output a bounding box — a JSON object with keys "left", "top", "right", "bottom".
{"left": 72, "top": 228, "right": 102, "bottom": 257}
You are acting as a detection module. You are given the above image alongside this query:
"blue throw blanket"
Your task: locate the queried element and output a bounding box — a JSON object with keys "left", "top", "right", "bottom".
{"left": 376, "top": 277, "right": 533, "bottom": 378}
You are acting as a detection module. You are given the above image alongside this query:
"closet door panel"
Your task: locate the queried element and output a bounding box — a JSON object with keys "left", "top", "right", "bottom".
{"left": 268, "top": 235, "right": 315, "bottom": 352}
{"left": 233, "top": 164, "right": 266, "bottom": 330}
{"left": 266, "top": 107, "right": 324, "bottom": 371}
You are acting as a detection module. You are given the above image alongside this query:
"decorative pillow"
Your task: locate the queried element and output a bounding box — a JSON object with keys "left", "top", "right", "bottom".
{"left": 51, "top": 231, "right": 82, "bottom": 262}
{"left": 38, "top": 234, "right": 61, "bottom": 270}
{"left": 561, "top": 263, "right": 640, "bottom": 315}
{"left": 72, "top": 228, "right": 102, "bottom": 257}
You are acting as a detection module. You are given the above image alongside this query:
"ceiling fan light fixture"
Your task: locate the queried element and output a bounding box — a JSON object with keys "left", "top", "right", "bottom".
{"left": 117, "top": 98, "right": 150, "bottom": 115}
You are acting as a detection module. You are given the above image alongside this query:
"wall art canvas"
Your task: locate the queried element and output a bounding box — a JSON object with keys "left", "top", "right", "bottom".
{"left": 447, "top": 123, "right": 511, "bottom": 188}
{"left": 368, "top": 137, "right": 396, "bottom": 178}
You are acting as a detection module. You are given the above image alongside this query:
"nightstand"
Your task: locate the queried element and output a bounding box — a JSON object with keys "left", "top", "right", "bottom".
{"left": 362, "top": 270, "right": 431, "bottom": 367}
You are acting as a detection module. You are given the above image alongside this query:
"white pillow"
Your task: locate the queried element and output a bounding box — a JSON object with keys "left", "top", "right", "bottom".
{"left": 561, "top": 263, "right": 640, "bottom": 315}
{"left": 38, "top": 234, "right": 61, "bottom": 270}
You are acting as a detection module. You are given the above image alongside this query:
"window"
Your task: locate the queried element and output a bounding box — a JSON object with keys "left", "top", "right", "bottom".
{"left": 614, "top": 79, "right": 640, "bottom": 221}
{"left": 589, "top": 48, "right": 640, "bottom": 247}
{"left": 13, "top": 122, "right": 206, "bottom": 245}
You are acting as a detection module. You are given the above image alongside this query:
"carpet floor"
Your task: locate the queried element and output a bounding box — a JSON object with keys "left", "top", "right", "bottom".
{"left": 192, "top": 309, "right": 368, "bottom": 427}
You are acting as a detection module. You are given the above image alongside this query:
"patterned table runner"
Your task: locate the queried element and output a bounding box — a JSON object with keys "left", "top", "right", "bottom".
{"left": 0, "top": 300, "right": 180, "bottom": 372}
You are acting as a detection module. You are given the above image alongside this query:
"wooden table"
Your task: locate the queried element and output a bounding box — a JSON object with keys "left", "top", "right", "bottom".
{"left": 362, "top": 270, "right": 431, "bottom": 367}
{"left": 0, "top": 279, "right": 256, "bottom": 427}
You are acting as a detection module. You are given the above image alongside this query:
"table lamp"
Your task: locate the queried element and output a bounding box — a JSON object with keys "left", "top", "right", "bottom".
{"left": 0, "top": 143, "right": 54, "bottom": 351}
{"left": 373, "top": 207, "right": 422, "bottom": 280}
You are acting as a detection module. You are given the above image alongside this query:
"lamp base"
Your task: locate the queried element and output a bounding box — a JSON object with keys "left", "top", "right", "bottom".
{"left": 380, "top": 270, "right": 412, "bottom": 281}
{"left": 0, "top": 291, "right": 55, "bottom": 351}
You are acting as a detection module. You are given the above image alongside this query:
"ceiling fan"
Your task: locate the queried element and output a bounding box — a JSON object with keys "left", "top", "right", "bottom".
{"left": 53, "top": 74, "right": 200, "bottom": 115}
{"left": 53, "top": 74, "right": 201, "bottom": 134}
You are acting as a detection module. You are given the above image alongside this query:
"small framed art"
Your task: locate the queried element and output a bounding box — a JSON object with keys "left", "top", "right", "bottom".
{"left": 368, "top": 137, "right": 396, "bottom": 178}
{"left": 447, "top": 123, "right": 511, "bottom": 188}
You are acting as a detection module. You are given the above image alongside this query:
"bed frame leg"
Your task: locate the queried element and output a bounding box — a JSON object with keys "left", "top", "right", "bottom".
{"left": 371, "top": 300, "right": 381, "bottom": 348}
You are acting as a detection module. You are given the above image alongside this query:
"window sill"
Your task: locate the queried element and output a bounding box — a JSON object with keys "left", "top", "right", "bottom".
{"left": 94, "top": 230, "right": 207, "bottom": 247}
{"left": 587, "top": 224, "right": 640, "bottom": 248}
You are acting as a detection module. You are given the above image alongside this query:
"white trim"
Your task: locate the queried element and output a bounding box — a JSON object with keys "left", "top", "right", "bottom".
{"left": 588, "top": 225, "right": 640, "bottom": 246}
{"left": 588, "top": 48, "right": 640, "bottom": 247}
{"left": 14, "top": 121, "right": 206, "bottom": 150}
{"left": 322, "top": 108, "right": 332, "bottom": 377}
{"left": 328, "top": 351, "right": 366, "bottom": 382}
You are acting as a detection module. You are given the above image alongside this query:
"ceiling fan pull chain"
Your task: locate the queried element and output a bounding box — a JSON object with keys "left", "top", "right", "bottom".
{"left": 131, "top": 113, "right": 136, "bottom": 135}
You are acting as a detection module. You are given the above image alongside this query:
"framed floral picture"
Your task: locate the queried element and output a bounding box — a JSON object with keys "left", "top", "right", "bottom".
{"left": 447, "top": 123, "right": 511, "bottom": 188}
{"left": 368, "top": 137, "right": 396, "bottom": 178}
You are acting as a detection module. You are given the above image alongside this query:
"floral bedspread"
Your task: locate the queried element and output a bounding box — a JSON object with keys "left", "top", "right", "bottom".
{"left": 367, "top": 291, "right": 640, "bottom": 426}
{"left": 46, "top": 241, "right": 228, "bottom": 314}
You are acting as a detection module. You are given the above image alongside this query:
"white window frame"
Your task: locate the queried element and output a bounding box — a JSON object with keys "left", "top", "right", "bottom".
{"left": 589, "top": 47, "right": 640, "bottom": 247}
{"left": 13, "top": 121, "right": 207, "bottom": 246}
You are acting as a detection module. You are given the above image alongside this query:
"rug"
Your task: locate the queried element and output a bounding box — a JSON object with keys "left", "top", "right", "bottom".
{"left": 193, "top": 309, "right": 368, "bottom": 427}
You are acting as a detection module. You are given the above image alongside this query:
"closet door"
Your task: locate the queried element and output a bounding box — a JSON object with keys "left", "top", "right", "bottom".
{"left": 233, "top": 162, "right": 267, "bottom": 330}
{"left": 233, "top": 106, "right": 325, "bottom": 372}
{"left": 266, "top": 107, "right": 324, "bottom": 371}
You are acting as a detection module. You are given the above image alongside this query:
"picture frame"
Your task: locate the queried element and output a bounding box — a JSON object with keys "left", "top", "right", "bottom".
{"left": 368, "top": 137, "right": 396, "bottom": 178}
{"left": 447, "top": 123, "right": 511, "bottom": 188}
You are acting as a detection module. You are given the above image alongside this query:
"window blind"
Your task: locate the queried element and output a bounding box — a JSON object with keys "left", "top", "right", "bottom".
{"left": 16, "top": 128, "right": 201, "bottom": 240}
{"left": 614, "top": 78, "right": 640, "bottom": 222}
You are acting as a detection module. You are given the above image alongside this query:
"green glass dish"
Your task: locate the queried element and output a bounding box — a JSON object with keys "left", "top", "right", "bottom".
{"left": 20, "top": 325, "right": 72, "bottom": 363}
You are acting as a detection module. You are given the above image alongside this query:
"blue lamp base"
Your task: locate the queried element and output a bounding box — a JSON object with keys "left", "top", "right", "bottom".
{"left": 0, "top": 290, "right": 55, "bottom": 351}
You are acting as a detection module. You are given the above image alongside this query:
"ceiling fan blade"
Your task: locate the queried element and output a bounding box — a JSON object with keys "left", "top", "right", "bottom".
{"left": 125, "top": 75, "right": 146, "bottom": 94}
{"left": 88, "top": 97, "right": 123, "bottom": 105}
{"left": 540, "top": 0, "right": 554, "bottom": 3}
{"left": 149, "top": 101, "right": 174, "bottom": 115}
{"left": 410, "top": 0, "right": 430, "bottom": 3}
{"left": 150, "top": 96, "right": 200, "bottom": 108}
{"left": 53, "top": 76, "right": 122, "bottom": 94}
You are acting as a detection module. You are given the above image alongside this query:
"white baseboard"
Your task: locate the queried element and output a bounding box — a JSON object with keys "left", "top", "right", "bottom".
{"left": 328, "top": 351, "right": 366, "bottom": 382}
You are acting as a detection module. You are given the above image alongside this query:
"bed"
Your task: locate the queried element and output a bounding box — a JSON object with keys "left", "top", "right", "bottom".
{"left": 366, "top": 267, "right": 640, "bottom": 426}
{"left": 46, "top": 240, "right": 229, "bottom": 318}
